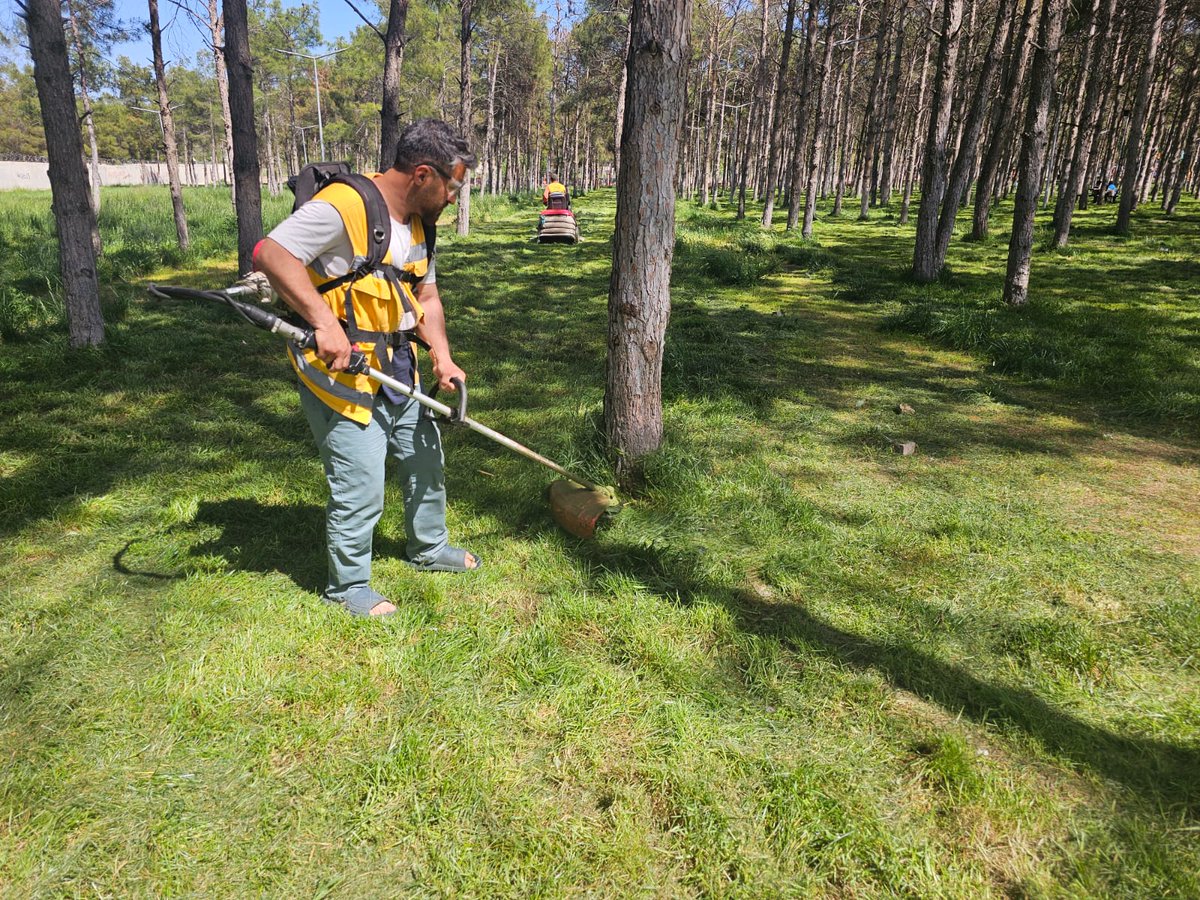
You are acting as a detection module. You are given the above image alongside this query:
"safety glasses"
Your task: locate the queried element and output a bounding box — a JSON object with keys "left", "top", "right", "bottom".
{"left": 422, "top": 161, "right": 464, "bottom": 193}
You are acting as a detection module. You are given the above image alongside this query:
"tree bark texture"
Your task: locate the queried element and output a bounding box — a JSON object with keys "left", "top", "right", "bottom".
{"left": 1052, "top": 0, "right": 1114, "bottom": 246}
{"left": 802, "top": 1, "right": 840, "bottom": 238}
{"left": 605, "top": 0, "right": 694, "bottom": 480}
{"left": 970, "top": 0, "right": 1037, "bottom": 240}
{"left": 786, "top": 0, "right": 820, "bottom": 230}
{"left": 207, "top": 0, "right": 235, "bottom": 206}
{"left": 877, "top": 0, "right": 906, "bottom": 206}
{"left": 149, "top": 0, "right": 190, "bottom": 251}
{"left": 1159, "top": 46, "right": 1199, "bottom": 211}
{"left": 832, "top": 0, "right": 865, "bottom": 216}
{"left": 223, "top": 0, "right": 263, "bottom": 275}
{"left": 912, "top": 0, "right": 964, "bottom": 283}
{"left": 857, "top": 0, "right": 892, "bottom": 220}
{"left": 931, "top": 0, "right": 1015, "bottom": 273}
{"left": 761, "top": 0, "right": 798, "bottom": 227}
{"left": 1116, "top": 0, "right": 1167, "bottom": 235}
{"left": 63, "top": 0, "right": 101, "bottom": 221}
{"left": 379, "top": 0, "right": 410, "bottom": 171}
{"left": 20, "top": 0, "right": 104, "bottom": 348}
{"left": 899, "top": 34, "right": 933, "bottom": 225}
{"left": 457, "top": 0, "right": 474, "bottom": 236}
{"left": 700, "top": 15, "right": 719, "bottom": 206}
{"left": 1003, "top": 0, "right": 1066, "bottom": 307}
{"left": 614, "top": 13, "right": 633, "bottom": 178}
{"left": 483, "top": 41, "right": 500, "bottom": 192}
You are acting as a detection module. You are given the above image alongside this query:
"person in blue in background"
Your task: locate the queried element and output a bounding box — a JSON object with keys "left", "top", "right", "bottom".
{"left": 1104, "top": 180, "right": 1118, "bottom": 203}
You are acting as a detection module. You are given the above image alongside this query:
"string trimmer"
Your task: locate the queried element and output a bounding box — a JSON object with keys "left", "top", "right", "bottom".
{"left": 148, "top": 282, "right": 616, "bottom": 540}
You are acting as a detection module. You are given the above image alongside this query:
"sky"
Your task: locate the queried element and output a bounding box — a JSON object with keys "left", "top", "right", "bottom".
{"left": 1, "top": 1, "right": 567, "bottom": 70}
{"left": 0, "top": 1, "right": 401, "bottom": 69}
{"left": 108, "top": 0, "right": 370, "bottom": 69}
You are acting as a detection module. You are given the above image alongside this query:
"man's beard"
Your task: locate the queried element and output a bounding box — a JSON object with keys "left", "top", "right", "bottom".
{"left": 410, "top": 184, "right": 447, "bottom": 223}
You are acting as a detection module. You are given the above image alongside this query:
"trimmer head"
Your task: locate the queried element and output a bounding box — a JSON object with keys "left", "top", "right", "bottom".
{"left": 547, "top": 480, "right": 617, "bottom": 540}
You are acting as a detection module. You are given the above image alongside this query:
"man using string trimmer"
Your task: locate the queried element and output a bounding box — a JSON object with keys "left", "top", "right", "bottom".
{"left": 254, "top": 119, "right": 479, "bottom": 618}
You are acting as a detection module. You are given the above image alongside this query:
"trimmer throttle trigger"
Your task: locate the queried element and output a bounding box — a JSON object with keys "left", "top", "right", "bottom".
{"left": 346, "top": 343, "right": 370, "bottom": 376}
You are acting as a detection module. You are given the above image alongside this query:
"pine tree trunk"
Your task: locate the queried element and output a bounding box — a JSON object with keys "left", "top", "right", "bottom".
{"left": 63, "top": 0, "right": 102, "bottom": 256}
{"left": 223, "top": 0, "right": 263, "bottom": 275}
{"left": 1052, "top": 0, "right": 1114, "bottom": 246}
{"left": 262, "top": 90, "right": 279, "bottom": 196}
{"left": 899, "top": 35, "right": 933, "bottom": 225}
{"left": 700, "top": 17, "right": 718, "bottom": 206}
{"left": 1158, "top": 49, "right": 1199, "bottom": 210}
{"left": 207, "top": 0, "right": 235, "bottom": 208}
{"left": 802, "top": 1, "right": 840, "bottom": 238}
{"left": 970, "top": 0, "right": 1037, "bottom": 240}
{"left": 857, "top": 0, "right": 892, "bottom": 220}
{"left": 786, "top": 0, "right": 820, "bottom": 230}
{"left": 456, "top": 0, "right": 474, "bottom": 236}
{"left": 21, "top": 0, "right": 103, "bottom": 347}
{"left": 1117, "top": 0, "right": 1168, "bottom": 234}
{"left": 761, "top": 0, "right": 798, "bottom": 227}
{"left": 149, "top": 0, "right": 189, "bottom": 251}
{"left": 714, "top": 75, "right": 732, "bottom": 197}
{"left": 63, "top": 0, "right": 101, "bottom": 220}
{"left": 614, "top": 13, "right": 633, "bottom": 177}
{"left": 832, "top": 1, "right": 865, "bottom": 216}
{"left": 912, "top": 0, "right": 964, "bottom": 282}
{"left": 878, "top": 0, "right": 906, "bottom": 206}
{"left": 379, "top": 0, "right": 410, "bottom": 171}
{"left": 1137, "top": 13, "right": 1183, "bottom": 201}
{"left": 1003, "top": 0, "right": 1066, "bottom": 307}
{"left": 606, "top": 0, "right": 694, "bottom": 481}
{"left": 1089, "top": 18, "right": 1132, "bottom": 186}
{"left": 737, "top": 0, "right": 772, "bottom": 218}
{"left": 931, "top": 0, "right": 1014, "bottom": 271}
{"left": 483, "top": 42, "right": 499, "bottom": 193}
{"left": 1165, "top": 109, "right": 1196, "bottom": 214}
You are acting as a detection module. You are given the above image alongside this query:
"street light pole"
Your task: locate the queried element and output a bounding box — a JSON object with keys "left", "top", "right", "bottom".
{"left": 130, "top": 103, "right": 177, "bottom": 139}
{"left": 294, "top": 124, "right": 319, "bottom": 166}
{"left": 271, "top": 47, "right": 347, "bottom": 160}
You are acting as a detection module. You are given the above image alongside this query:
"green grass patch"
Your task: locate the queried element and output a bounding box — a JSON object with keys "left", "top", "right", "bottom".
{"left": 0, "top": 185, "right": 1198, "bottom": 896}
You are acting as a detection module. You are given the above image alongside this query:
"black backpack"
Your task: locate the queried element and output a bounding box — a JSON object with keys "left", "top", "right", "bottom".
{"left": 286, "top": 162, "right": 437, "bottom": 297}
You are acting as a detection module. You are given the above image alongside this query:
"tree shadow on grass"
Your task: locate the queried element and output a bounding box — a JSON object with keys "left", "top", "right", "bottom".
{"left": 110, "top": 498, "right": 414, "bottom": 596}
{"left": 573, "top": 538, "right": 1200, "bottom": 820}
{"left": 787, "top": 213, "right": 1200, "bottom": 433}
{"left": 182, "top": 498, "right": 408, "bottom": 595}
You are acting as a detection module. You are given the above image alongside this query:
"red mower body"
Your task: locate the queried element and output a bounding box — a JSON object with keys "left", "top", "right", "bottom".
{"left": 536, "top": 207, "right": 579, "bottom": 244}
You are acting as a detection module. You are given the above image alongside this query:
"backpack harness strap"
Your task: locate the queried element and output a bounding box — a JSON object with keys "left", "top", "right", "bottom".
{"left": 309, "top": 173, "right": 434, "bottom": 378}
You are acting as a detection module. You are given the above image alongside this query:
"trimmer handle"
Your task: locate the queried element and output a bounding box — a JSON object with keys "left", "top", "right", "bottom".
{"left": 450, "top": 377, "right": 467, "bottom": 422}
{"left": 428, "top": 377, "right": 468, "bottom": 422}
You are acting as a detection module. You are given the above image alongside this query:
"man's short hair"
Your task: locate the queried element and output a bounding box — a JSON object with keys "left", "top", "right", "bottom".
{"left": 547, "top": 173, "right": 559, "bottom": 182}
{"left": 393, "top": 119, "right": 477, "bottom": 173}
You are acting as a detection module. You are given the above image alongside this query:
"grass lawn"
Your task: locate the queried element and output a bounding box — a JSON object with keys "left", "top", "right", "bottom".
{"left": 0, "top": 184, "right": 1197, "bottom": 896}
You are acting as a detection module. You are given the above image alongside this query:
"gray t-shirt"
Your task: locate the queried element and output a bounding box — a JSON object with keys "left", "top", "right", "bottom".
{"left": 268, "top": 200, "right": 434, "bottom": 391}
{"left": 267, "top": 199, "right": 436, "bottom": 287}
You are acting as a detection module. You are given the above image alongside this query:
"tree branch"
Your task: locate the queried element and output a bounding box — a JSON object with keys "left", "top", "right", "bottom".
{"left": 341, "top": 0, "right": 385, "bottom": 43}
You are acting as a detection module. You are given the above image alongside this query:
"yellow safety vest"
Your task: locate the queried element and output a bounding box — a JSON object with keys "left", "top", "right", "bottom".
{"left": 286, "top": 177, "right": 429, "bottom": 424}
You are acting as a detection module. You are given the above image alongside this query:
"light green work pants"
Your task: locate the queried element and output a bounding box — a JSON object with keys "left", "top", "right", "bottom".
{"left": 299, "top": 382, "right": 449, "bottom": 603}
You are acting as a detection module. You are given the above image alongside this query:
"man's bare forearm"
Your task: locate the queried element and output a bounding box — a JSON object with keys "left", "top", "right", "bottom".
{"left": 415, "top": 284, "right": 453, "bottom": 365}
{"left": 415, "top": 283, "right": 466, "bottom": 389}
{"left": 255, "top": 239, "right": 339, "bottom": 329}
{"left": 255, "top": 238, "right": 351, "bottom": 370}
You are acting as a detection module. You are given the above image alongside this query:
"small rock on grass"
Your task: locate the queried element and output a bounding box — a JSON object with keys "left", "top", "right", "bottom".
{"left": 892, "top": 440, "right": 917, "bottom": 456}
{"left": 896, "top": 403, "right": 915, "bottom": 415}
